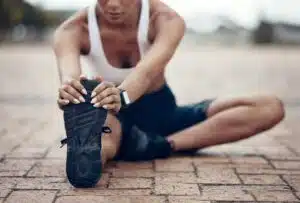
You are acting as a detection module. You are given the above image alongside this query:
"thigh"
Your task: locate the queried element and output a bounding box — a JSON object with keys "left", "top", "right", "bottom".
{"left": 120, "top": 84, "right": 177, "bottom": 133}
{"left": 206, "top": 96, "right": 264, "bottom": 117}
{"left": 161, "top": 99, "right": 215, "bottom": 136}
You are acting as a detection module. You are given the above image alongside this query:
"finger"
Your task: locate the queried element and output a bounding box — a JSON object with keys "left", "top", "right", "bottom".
{"left": 80, "top": 74, "right": 87, "bottom": 81}
{"left": 93, "top": 75, "right": 103, "bottom": 83}
{"left": 102, "top": 104, "right": 115, "bottom": 110}
{"left": 57, "top": 98, "right": 70, "bottom": 106}
{"left": 91, "top": 81, "right": 115, "bottom": 98}
{"left": 59, "top": 89, "right": 80, "bottom": 104}
{"left": 64, "top": 84, "right": 85, "bottom": 103}
{"left": 91, "top": 87, "right": 118, "bottom": 104}
{"left": 97, "top": 95, "right": 120, "bottom": 107}
{"left": 70, "top": 79, "right": 87, "bottom": 97}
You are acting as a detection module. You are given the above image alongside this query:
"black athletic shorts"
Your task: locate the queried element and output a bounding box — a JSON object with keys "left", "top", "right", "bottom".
{"left": 119, "top": 84, "right": 214, "bottom": 136}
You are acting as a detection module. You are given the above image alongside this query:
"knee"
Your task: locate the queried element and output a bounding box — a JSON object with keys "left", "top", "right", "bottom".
{"left": 257, "top": 95, "right": 285, "bottom": 126}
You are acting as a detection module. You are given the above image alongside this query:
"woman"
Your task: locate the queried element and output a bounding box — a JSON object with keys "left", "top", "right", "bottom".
{"left": 53, "top": 0, "right": 285, "bottom": 188}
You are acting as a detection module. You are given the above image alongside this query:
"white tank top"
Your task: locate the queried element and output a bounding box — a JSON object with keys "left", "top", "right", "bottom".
{"left": 82, "top": 0, "right": 151, "bottom": 84}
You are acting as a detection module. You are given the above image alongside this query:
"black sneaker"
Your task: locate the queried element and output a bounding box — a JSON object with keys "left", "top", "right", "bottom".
{"left": 60, "top": 79, "right": 111, "bottom": 188}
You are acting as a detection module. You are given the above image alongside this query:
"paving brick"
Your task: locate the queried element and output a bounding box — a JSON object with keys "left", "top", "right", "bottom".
{"left": 6, "top": 190, "right": 57, "bottom": 203}
{"left": 0, "top": 189, "right": 11, "bottom": 198}
{"left": 0, "top": 123, "right": 34, "bottom": 156}
{"left": 27, "top": 160, "right": 65, "bottom": 177}
{"left": 112, "top": 169, "right": 155, "bottom": 178}
{"left": 272, "top": 161, "right": 300, "bottom": 170}
{"left": 0, "top": 177, "right": 21, "bottom": 188}
{"left": 256, "top": 146, "right": 296, "bottom": 157}
{"left": 45, "top": 146, "right": 66, "bottom": 159}
{"left": 155, "top": 183, "right": 200, "bottom": 195}
{"left": 230, "top": 156, "right": 268, "bottom": 164}
{"left": 239, "top": 175, "right": 286, "bottom": 185}
{"left": 193, "top": 156, "right": 231, "bottom": 164}
{"left": 201, "top": 185, "right": 290, "bottom": 195}
{"left": 56, "top": 196, "right": 166, "bottom": 203}
{"left": 213, "top": 202, "right": 256, "bottom": 203}
{"left": 21, "top": 126, "right": 59, "bottom": 148}
{"left": 282, "top": 175, "right": 300, "bottom": 191}
{"left": 58, "top": 189, "right": 152, "bottom": 196}
{"left": 0, "top": 170, "right": 27, "bottom": 177}
{"left": 0, "top": 159, "right": 36, "bottom": 172}
{"left": 15, "top": 178, "right": 70, "bottom": 190}
{"left": 194, "top": 163, "right": 272, "bottom": 169}
{"left": 200, "top": 186, "right": 254, "bottom": 201}
{"left": 7, "top": 147, "right": 48, "bottom": 158}
{"left": 201, "top": 145, "right": 258, "bottom": 156}
{"left": 155, "top": 173, "right": 197, "bottom": 183}
{"left": 251, "top": 191, "right": 298, "bottom": 201}
{"left": 109, "top": 178, "right": 152, "bottom": 189}
{"left": 236, "top": 168, "right": 300, "bottom": 175}
{"left": 169, "top": 196, "right": 210, "bottom": 203}
{"left": 155, "top": 157, "right": 193, "bottom": 172}
{"left": 196, "top": 167, "right": 240, "bottom": 184}
{"left": 266, "top": 154, "right": 300, "bottom": 161}
{"left": 116, "top": 161, "right": 153, "bottom": 170}
{"left": 240, "top": 185, "right": 291, "bottom": 191}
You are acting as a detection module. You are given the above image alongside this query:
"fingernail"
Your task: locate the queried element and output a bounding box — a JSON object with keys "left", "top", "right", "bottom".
{"left": 91, "top": 98, "right": 97, "bottom": 104}
{"left": 73, "top": 99, "right": 80, "bottom": 104}
{"left": 91, "top": 92, "right": 96, "bottom": 98}
{"left": 93, "top": 103, "right": 100, "bottom": 108}
{"left": 103, "top": 105, "right": 107, "bottom": 109}
{"left": 79, "top": 96, "right": 85, "bottom": 103}
{"left": 82, "top": 89, "right": 87, "bottom": 95}
{"left": 64, "top": 100, "right": 70, "bottom": 104}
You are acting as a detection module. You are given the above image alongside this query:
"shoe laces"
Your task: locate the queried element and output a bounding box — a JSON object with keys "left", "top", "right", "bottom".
{"left": 60, "top": 126, "right": 112, "bottom": 148}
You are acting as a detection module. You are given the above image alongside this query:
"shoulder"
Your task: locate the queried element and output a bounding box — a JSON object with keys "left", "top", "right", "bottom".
{"left": 148, "top": 0, "right": 185, "bottom": 41}
{"left": 149, "top": 0, "right": 184, "bottom": 23}
{"left": 52, "top": 8, "right": 90, "bottom": 53}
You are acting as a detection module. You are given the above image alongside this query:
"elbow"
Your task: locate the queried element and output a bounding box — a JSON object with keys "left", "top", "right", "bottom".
{"left": 144, "top": 67, "right": 166, "bottom": 83}
{"left": 52, "top": 28, "right": 61, "bottom": 53}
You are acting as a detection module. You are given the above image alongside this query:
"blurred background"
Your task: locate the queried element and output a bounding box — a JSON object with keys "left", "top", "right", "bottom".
{"left": 0, "top": 0, "right": 299, "bottom": 160}
{"left": 2, "top": 0, "right": 300, "bottom": 45}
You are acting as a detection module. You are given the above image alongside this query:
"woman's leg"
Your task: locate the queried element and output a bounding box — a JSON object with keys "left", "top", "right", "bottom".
{"left": 100, "top": 112, "right": 123, "bottom": 166}
{"left": 167, "top": 95, "right": 285, "bottom": 151}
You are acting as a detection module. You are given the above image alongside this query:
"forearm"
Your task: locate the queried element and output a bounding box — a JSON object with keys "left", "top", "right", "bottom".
{"left": 117, "top": 35, "right": 181, "bottom": 103}
{"left": 117, "top": 68, "right": 152, "bottom": 103}
{"left": 55, "top": 53, "right": 81, "bottom": 83}
{"left": 52, "top": 25, "right": 82, "bottom": 83}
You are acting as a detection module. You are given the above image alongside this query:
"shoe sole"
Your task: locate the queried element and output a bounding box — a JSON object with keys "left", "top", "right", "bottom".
{"left": 63, "top": 99, "right": 107, "bottom": 188}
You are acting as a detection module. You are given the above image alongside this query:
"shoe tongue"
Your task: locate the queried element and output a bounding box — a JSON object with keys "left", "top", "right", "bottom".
{"left": 81, "top": 79, "right": 100, "bottom": 92}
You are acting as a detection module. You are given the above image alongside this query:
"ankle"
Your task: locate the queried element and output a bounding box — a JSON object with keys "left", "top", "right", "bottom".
{"left": 166, "top": 138, "right": 177, "bottom": 151}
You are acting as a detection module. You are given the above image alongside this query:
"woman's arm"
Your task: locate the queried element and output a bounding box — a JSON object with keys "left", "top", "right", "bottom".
{"left": 52, "top": 10, "right": 88, "bottom": 106}
{"left": 117, "top": 0, "right": 186, "bottom": 103}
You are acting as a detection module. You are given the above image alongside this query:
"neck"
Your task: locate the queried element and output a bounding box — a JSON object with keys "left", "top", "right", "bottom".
{"left": 96, "top": 1, "right": 141, "bottom": 30}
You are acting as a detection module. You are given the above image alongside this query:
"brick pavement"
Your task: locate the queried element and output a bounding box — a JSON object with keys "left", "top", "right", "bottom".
{"left": 0, "top": 42, "right": 300, "bottom": 202}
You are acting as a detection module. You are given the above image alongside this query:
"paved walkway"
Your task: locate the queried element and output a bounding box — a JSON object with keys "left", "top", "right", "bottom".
{"left": 0, "top": 42, "right": 300, "bottom": 203}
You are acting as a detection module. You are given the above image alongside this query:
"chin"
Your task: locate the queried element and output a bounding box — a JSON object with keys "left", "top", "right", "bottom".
{"left": 107, "top": 18, "right": 124, "bottom": 25}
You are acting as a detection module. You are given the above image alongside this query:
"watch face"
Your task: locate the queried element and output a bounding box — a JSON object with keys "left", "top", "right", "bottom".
{"left": 122, "top": 91, "right": 131, "bottom": 105}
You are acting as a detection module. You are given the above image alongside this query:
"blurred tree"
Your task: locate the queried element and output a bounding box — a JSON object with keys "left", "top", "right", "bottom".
{"left": 0, "top": 0, "right": 59, "bottom": 30}
{"left": 252, "top": 20, "right": 274, "bottom": 44}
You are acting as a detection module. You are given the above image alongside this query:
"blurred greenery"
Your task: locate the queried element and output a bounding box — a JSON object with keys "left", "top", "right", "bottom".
{"left": 0, "top": 0, "right": 60, "bottom": 30}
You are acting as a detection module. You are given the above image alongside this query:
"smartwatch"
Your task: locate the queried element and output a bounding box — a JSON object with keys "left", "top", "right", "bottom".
{"left": 118, "top": 88, "right": 131, "bottom": 108}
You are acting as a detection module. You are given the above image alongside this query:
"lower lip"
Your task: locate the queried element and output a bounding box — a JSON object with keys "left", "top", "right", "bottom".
{"left": 108, "top": 13, "right": 121, "bottom": 18}
{"left": 109, "top": 13, "right": 120, "bottom": 16}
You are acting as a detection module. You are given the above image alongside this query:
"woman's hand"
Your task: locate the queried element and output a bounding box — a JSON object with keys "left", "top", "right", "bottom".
{"left": 91, "top": 77, "right": 121, "bottom": 114}
{"left": 57, "top": 75, "right": 87, "bottom": 108}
